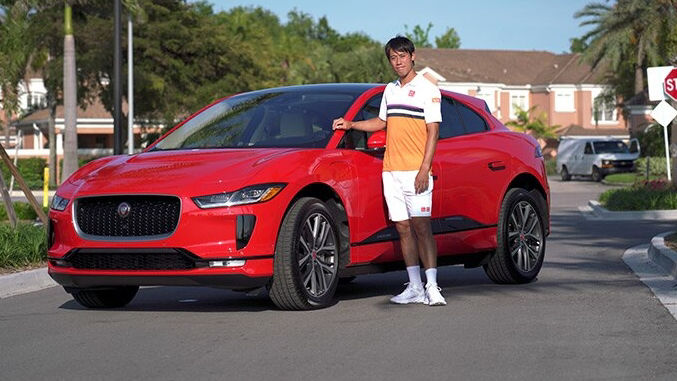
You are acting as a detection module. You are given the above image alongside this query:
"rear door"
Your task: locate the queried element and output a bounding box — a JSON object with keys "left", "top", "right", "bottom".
{"left": 433, "top": 95, "right": 511, "bottom": 254}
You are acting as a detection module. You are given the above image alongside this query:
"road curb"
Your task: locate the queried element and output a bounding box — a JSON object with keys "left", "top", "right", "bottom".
{"left": 587, "top": 200, "right": 677, "bottom": 220}
{"left": 0, "top": 267, "right": 57, "bottom": 299}
{"left": 649, "top": 231, "right": 677, "bottom": 280}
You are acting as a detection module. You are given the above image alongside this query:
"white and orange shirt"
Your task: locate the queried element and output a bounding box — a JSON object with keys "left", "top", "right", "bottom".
{"left": 378, "top": 73, "right": 442, "bottom": 172}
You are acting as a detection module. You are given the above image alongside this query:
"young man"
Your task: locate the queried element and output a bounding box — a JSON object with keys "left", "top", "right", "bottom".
{"left": 332, "top": 36, "right": 445, "bottom": 306}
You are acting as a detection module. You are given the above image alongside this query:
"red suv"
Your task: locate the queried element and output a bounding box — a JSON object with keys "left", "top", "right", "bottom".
{"left": 48, "top": 84, "right": 550, "bottom": 310}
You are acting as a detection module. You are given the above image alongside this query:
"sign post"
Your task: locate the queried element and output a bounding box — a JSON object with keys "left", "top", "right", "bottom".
{"left": 647, "top": 66, "right": 677, "bottom": 182}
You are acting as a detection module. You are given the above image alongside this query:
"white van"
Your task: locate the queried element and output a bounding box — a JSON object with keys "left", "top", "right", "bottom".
{"left": 556, "top": 137, "right": 640, "bottom": 182}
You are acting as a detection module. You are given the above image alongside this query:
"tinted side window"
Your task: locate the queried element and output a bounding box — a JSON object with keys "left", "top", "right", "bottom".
{"left": 584, "top": 143, "right": 593, "bottom": 154}
{"left": 456, "top": 102, "right": 488, "bottom": 134}
{"left": 338, "top": 94, "right": 382, "bottom": 149}
{"left": 438, "top": 97, "right": 465, "bottom": 139}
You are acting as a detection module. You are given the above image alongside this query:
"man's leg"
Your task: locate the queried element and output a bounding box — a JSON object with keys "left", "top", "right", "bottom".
{"left": 411, "top": 216, "right": 446, "bottom": 306}
{"left": 390, "top": 219, "right": 426, "bottom": 304}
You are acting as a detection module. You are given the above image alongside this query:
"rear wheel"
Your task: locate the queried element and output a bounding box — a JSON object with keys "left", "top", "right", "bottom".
{"left": 269, "top": 197, "right": 340, "bottom": 310}
{"left": 560, "top": 166, "right": 571, "bottom": 181}
{"left": 484, "top": 188, "right": 546, "bottom": 284}
{"left": 71, "top": 286, "right": 139, "bottom": 309}
{"left": 591, "top": 166, "right": 602, "bottom": 182}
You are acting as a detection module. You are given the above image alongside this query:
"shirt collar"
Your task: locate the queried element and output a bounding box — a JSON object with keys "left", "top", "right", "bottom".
{"left": 395, "top": 72, "right": 421, "bottom": 88}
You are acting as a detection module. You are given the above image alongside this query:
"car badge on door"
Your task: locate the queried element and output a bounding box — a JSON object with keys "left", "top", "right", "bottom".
{"left": 117, "top": 202, "right": 131, "bottom": 218}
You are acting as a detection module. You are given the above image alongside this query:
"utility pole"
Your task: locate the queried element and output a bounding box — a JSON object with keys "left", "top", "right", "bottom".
{"left": 113, "top": 0, "right": 122, "bottom": 155}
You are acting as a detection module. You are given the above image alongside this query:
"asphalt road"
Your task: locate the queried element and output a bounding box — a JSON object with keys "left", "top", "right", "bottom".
{"left": 2, "top": 177, "right": 676, "bottom": 380}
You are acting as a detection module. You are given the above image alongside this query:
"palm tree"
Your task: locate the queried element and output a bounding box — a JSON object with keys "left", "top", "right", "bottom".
{"left": 506, "top": 105, "right": 559, "bottom": 142}
{"left": 575, "top": 0, "right": 677, "bottom": 96}
{"left": 61, "top": 2, "right": 78, "bottom": 181}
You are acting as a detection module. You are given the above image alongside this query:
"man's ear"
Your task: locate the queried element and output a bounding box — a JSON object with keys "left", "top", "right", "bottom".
{"left": 411, "top": 52, "right": 416, "bottom": 63}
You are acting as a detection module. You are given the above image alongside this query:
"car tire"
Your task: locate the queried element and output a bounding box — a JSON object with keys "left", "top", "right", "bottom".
{"left": 591, "top": 166, "right": 602, "bottom": 182}
{"left": 71, "top": 286, "right": 139, "bottom": 309}
{"left": 483, "top": 188, "right": 546, "bottom": 284}
{"left": 560, "top": 166, "right": 571, "bottom": 181}
{"left": 269, "top": 197, "right": 341, "bottom": 310}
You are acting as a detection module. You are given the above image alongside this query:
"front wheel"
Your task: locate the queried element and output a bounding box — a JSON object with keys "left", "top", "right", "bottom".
{"left": 591, "top": 166, "right": 602, "bottom": 182}
{"left": 484, "top": 188, "right": 546, "bottom": 284}
{"left": 269, "top": 197, "right": 341, "bottom": 310}
{"left": 71, "top": 286, "right": 139, "bottom": 309}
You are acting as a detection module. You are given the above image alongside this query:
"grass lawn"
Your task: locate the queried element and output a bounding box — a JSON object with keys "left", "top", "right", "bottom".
{"left": 604, "top": 173, "right": 663, "bottom": 185}
{"left": 0, "top": 223, "right": 47, "bottom": 273}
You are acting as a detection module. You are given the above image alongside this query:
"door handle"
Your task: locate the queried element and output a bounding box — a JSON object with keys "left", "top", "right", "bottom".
{"left": 488, "top": 161, "right": 506, "bottom": 171}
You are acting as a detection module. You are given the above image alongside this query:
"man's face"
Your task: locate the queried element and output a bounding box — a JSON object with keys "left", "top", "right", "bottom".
{"left": 388, "top": 49, "right": 415, "bottom": 78}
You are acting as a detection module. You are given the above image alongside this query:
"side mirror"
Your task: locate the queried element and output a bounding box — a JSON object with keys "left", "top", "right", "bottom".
{"left": 367, "top": 130, "right": 386, "bottom": 150}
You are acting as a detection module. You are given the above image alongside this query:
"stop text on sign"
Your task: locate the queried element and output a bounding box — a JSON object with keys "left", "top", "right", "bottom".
{"left": 664, "top": 68, "right": 677, "bottom": 101}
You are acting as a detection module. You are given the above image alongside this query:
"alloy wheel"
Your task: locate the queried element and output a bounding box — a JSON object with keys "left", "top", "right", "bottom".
{"left": 298, "top": 212, "right": 338, "bottom": 297}
{"left": 507, "top": 201, "right": 543, "bottom": 272}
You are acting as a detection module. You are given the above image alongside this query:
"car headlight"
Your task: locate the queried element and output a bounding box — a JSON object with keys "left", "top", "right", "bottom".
{"left": 602, "top": 160, "right": 611, "bottom": 165}
{"left": 50, "top": 195, "right": 70, "bottom": 211}
{"left": 192, "top": 183, "right": 286, "bottom": 209}
{"left": 534, "top": 145, "right": 543, "bottom": 158}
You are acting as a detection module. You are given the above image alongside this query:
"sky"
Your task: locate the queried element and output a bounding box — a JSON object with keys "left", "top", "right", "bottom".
{"left": 209, "top": 0, "right": 596, "bottom": 53}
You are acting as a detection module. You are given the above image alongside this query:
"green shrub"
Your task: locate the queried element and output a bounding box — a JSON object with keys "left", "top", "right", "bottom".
{"left": 545, "top": 158, "right": 557, "bottom": 176}
{"left": 0, "top": 202, "right": 45, "bottom": 221}
{"left": 0, "top": 157, "right": 47, "bottom": 190}
{"left": 600, "top": 180, "right": 677, "bottom": 210}
{"left": 635, "top": 157, "right": 667, "bottom": 177}
{"left": 637, "top": 123, "right": 669, "bottom": 157}
{"left": 0, "top": 223, "right": 47, "bottom": 269}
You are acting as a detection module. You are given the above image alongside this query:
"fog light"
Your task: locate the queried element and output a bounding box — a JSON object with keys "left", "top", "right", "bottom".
{"left": 209, "top": 259, "right": 246, "bottom": 267}
{"left": 50, "top": 259, "right": 70, "bottom": 267}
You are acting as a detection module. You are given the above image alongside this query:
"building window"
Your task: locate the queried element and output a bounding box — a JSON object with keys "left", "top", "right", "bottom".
{"left": 555, "top": 90, "right": 575, "bottom": 112}
{"left": 593, "top": 95, "right": 616, "bottom": 122}
{"left": 510, "top": 92, "right": 528, "bottom": 119}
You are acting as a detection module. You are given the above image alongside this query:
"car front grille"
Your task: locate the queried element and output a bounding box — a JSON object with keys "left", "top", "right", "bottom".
{"left": 65, "top": 249, "right": 196, "bottom": 270}
{"left": 75, "top": 195, "right": 180, "bottom": 239}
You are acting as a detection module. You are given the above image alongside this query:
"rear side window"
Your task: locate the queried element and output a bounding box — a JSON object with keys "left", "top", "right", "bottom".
{"left": 439, "top": 97, "right": 465, "bottom": 139}
{"left": 456, "top": 102, "right": 488, "bottom": 134}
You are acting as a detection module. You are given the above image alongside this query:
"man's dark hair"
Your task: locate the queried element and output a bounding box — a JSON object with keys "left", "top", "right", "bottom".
{"left": 385, "top": 36, "right": 415, "bottom": 58}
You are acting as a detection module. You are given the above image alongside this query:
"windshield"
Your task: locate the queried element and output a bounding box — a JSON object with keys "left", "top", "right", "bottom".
{"left": 152, "top": 90, "right": 358, "bottom": 150}
{"left": 593, "top": 141, "right": 629, "bottom": 154}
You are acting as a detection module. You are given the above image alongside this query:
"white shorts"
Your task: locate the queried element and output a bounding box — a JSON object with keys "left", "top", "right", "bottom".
{"left": 382, "top": 170, "right": 433, "bottom": 222}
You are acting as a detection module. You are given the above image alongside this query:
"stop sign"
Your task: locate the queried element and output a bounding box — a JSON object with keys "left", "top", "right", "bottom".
{"left": 665, "top": 68, "right": 677, "bottom": 101}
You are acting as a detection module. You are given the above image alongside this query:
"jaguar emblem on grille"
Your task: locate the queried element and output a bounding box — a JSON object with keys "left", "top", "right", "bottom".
{"left": 117, "top": 202, "right": 131, "bottom": 218}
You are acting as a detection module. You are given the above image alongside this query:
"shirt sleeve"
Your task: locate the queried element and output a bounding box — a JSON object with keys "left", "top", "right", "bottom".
{"left": 424, "top": 86, "right": 442, "bottom": 124}
{"left": 378, "top": 87, "right": 388, "bottom": 121}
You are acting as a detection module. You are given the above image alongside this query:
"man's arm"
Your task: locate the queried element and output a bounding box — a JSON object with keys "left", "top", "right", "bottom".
{"left": 332, "top": 117, "right": 386, "bottom": 132}
{"left": 414, "top": 122, "right": 439, "bottom": 194}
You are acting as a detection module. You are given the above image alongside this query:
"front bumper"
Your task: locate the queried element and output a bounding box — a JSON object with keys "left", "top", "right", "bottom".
{"left": 600, "top": 164, "right": 635, "bottom": 175}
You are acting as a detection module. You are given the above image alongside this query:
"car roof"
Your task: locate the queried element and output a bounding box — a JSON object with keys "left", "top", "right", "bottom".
{"left": 237, "top": 83, "right": 381, "bottom": 97}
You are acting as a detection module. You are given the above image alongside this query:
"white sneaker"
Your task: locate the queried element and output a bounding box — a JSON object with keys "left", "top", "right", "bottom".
{"left": 390, "top": 283, "right": 426, "bottom": 304}
{"left": 425, "top": 284, "right": 447, "bottom": 306}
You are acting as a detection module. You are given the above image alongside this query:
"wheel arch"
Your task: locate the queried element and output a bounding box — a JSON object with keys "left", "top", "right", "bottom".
{"left": 503, "top": 173, "right": 550, "bottom": 235}
{"left": 283, "top": 182, "right": 351, "bottom": 270}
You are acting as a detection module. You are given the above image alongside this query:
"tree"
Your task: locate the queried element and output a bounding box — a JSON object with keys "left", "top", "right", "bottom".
{"left": 404, "top": 23, "right": 433, "bottom": 48}
{"left": 575, "top": 0, "right": 677, "bottom": 96}
{"left": 569, "top": 37, "right": 588, "bottom": 53}
{"left": 435, "top": 27, "right": 460, "bottom": 49}
{"left": 61, "top": 2, "right": 78, "bottom": 181}
{"left": 506, "top": 105, "right": 559, "bottom": 141}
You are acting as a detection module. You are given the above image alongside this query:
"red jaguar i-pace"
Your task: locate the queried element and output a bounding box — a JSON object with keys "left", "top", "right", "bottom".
{"left": 47, "top": 83, "right": 550, "bottom": 310}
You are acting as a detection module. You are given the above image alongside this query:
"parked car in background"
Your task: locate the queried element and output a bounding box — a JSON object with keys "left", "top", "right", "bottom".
{"left": 47, "top": 83, "right": 550, "bottom": 310}
{"left": 556, "top": 137, "right": 640, "bottom": 182}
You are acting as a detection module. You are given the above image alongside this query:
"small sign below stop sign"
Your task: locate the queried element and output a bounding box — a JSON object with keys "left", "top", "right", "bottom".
{"left": 665, "top": 68, "right": 677, "bottom": 101}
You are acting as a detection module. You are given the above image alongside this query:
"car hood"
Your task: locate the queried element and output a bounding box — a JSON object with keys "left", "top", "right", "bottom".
{"left": 67, "top": 148, "right": 302, "bottom": 196}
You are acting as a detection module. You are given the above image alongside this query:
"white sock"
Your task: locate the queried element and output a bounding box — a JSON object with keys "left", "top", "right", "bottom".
{"left": 406, "top": 266, "right": 423, "bottom": 289}
{"left": 425, "top": 268, "right": 438, "bottom": 287}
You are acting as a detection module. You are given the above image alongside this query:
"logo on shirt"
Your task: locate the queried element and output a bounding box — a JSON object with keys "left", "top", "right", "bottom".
{"left": 420, "top": 207, "right": 431, "bottom": 213}
{"left": 408, "top": 90, "right": 416, "bottom": 97}
{"left": 432, "top": 97, "right": 441, "bottom": 103}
